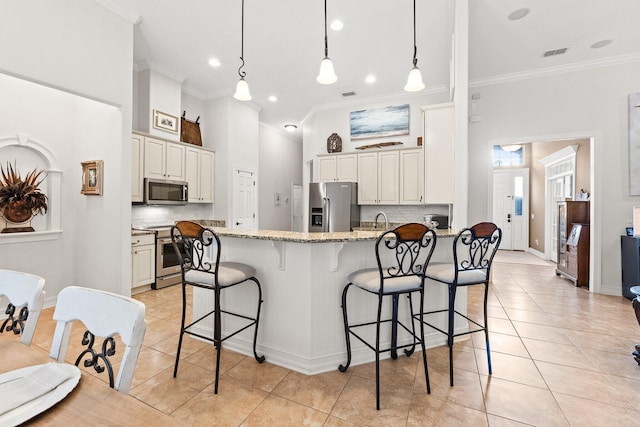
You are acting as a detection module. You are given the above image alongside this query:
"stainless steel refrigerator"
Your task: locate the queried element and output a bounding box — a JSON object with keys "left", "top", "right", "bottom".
{"left": 309, "top": 182, "right": 360, "bottom": 232}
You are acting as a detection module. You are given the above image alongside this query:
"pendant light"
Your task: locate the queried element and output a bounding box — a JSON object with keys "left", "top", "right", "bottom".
{"left": 233, "top": 0, "right": 252, "bottom": 101}
{"left": 404, "top": 0, "right": 425, "bottom": 92}
{"left": 317, "top": 0, "right": 337, "bottom": 84}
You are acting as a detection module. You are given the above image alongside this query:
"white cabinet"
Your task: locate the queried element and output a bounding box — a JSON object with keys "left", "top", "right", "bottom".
{"left": 399, "top": 148, "right": 424, "bottom": 204}
{"left": 144, "top": 137, "right": 186, "bottom": 181}
{"left": 131, "top": 134, "right": 144, "bottom": 203}
{"left": 423, "top": 103, "right": 454, "bottom": 204}
{"left": 131, "top": 233, "right": 155, "bottom": 289}
{"left": 186, "top": 146, "right": 214, "bottom": 203}
{"left": 317, "top": 153, "right": 357, "bottom": 182}
{"left": 357, "top": 151, "right": 399, "bottom": 205}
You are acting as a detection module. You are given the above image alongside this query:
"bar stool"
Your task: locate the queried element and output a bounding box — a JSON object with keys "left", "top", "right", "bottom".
{"left": 420, "top": 222, "right": 501, "bottom": 386}
{"left": 339, "top": 223, "right": 437, "bottom": 410}
{"left": 171, "top": 221, "right": 265, "bottom": 394}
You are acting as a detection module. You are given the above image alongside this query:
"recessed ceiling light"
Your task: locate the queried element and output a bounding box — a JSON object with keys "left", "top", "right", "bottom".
{"left": 330, "top": 20, "right": 343, "bottom": 31}
{"left": 208, "top": 58, "right": 221, "bottom": 67}
{"left": 508, "top": 8, "right": 530, "bottom": 21}
{"left": 284, "top": 124, "right": 297, "bottom": 132}
{"left": 268, "top": 95, "right": 278, "bottom": 102}
{"left": 591, "top": 39, "right": 612, "bottom": 49}
{"left": 365, "top": 75, "right": 376, "bottom": 84}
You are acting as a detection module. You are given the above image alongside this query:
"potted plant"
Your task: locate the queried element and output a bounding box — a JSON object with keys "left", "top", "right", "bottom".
{"left": 0, "top": 162, "right": 48, "bottom": 228}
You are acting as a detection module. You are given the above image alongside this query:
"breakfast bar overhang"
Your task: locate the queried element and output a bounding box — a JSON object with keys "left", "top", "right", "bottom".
{"left": 189, "top": 226, "right": 467, "bottom": 375}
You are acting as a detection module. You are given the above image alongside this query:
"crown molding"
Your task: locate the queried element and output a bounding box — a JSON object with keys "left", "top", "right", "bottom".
{"left": 95, "top": 0, "right": 141, "bottom": 24}
{"left": 134, "top": 61, "right": 185, "bottom": 84}
{"left": 470, "top": 53, "right": 640, "bottom": 88}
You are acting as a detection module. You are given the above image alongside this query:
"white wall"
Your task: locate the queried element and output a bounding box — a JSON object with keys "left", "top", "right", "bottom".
{"left": 468, "top": 60, "right": 640, "bottom": 296}
{"left": 258, "top": 124, "right": 302, "bottom": 230}
{"left": 0, "top": 0, "right": 133, "bottom": 301}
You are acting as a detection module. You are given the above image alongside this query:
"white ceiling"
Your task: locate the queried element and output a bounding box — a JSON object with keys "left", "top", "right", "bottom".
{"left": 99, "top": 0, "right": 640, "bottom": 134}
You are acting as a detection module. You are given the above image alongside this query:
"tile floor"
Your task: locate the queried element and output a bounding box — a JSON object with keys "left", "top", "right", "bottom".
{"left": 22, "top": 252, "right": 640, "bottom": 425}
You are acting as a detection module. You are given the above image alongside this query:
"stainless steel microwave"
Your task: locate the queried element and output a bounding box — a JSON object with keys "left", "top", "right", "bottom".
{"left": 144, "top": 179, "right": 188, "bottom": 205}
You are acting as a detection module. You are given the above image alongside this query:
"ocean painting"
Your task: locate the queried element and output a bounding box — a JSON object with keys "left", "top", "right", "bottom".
{"left": 350, "top": 104, "right": 410, "bottom": 140}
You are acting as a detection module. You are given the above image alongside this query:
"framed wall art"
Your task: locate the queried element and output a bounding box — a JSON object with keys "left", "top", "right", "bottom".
{"left": 153, "top": 109, "right": 179, "bottom": 134}
{"left": 350, "top": 104, "right": 410, "bottom": 140}
{"left": 81, "top": 160, "right": 103, "bottom": 195}
{"left": 629, "top": 93, "right": 640, "bottom": 195}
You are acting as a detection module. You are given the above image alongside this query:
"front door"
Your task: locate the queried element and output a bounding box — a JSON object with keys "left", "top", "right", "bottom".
{"left": 233, "top": 169, "right": 256, "bottom": 230}
{"left": 493, "top": 169, "right": 529, "bottom": 251}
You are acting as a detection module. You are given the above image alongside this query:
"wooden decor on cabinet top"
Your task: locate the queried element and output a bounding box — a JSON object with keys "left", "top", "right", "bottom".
{"left": 556, "top": 200, "right": 590, "bottom": 287}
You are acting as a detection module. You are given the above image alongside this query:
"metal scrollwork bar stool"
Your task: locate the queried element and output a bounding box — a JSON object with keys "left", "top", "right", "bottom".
{"left": 171, "top": 221, "right": 265, "bottom": 394}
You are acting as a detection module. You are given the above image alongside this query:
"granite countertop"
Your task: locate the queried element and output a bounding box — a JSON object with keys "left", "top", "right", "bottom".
{"left": 131, "top": 229, "right": 155, "bottom": 236}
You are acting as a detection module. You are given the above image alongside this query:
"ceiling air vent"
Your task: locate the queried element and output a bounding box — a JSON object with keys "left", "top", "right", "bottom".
{"left": 542, "top": 47, "right": 568, "bottom": 58}
{"left": 342, "top": 91, "right": 356, "bottom": 97}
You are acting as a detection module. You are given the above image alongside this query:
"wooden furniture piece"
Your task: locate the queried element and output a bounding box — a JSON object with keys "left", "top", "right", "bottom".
{"left": 421, "top": 222, "right": 502, "bottom": 387}
{"left": 621, "top": 235, "right": 640, "bottom": 299}
{"left": 339, "top": 223, "right": 437, "bottom": 410}
{"left": 0, "top": 339, "right": 173, "bottom": 425}
{"left": 0, "top": 269, "right": 45, "bottom": 345}
{"left": 556, "top": 201, "right": 590, "bottom": 287}
{"left": 171, "top": 221, "right": 265, "bottom": 394}
{"left": 49, "top": 286, "right": 147, "bottom": 393}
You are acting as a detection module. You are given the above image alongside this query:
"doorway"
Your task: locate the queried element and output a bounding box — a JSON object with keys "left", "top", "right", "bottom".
{"left": 492, "top": 169, "right": 529, "bottom": 251}
{"left": 291, "top": 184, "right": 303, "bottom": 232}
{"left": 232, "top": 168, "right": 256, "bottom": 230}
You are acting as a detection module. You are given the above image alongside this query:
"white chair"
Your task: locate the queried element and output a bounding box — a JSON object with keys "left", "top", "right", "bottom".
{"left": 0, "top": 269, "right": 45, "bottom": 345}
{"left": 49, "top": 286, "right": 146, "bottom": 394}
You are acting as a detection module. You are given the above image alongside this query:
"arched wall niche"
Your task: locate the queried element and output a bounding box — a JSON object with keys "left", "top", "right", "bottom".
{"left": 0, "top": 133, "right": 62, "bottom": 241}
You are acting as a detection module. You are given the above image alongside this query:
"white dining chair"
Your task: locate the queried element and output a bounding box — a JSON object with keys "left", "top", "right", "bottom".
{"left": 49, "top": 286, "right": 146, "bottom": 394}
{"left": 0, "top": 269, "right": 46, "bottom": 345}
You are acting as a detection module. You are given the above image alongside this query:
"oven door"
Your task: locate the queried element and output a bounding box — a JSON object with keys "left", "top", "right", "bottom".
{"left": 155, "top": 237, "right": 182, "bottom": 285}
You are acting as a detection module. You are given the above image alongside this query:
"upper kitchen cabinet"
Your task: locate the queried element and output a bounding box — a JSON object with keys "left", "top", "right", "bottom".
{"left": 132, "top": 134, "right": 144, "bottom": 202}
{"left": 399, "top": 148, "right": 424, "bottom": 204}
{"left": 423, "top": 103, "right": 454, "bottom": 204}
{"left": 317, "top": 153, "right": 357, "bottom": 182}
{"left": 357, "top": 150, "right": 399, "bottom": 205}
{"left": 144, "top": 136, "right": 186, "bottom": 181}
{"left": 186, "top": 146, "right": 214, "bottom": 203}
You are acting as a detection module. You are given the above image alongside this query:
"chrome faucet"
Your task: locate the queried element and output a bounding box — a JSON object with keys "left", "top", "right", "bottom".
{"left": 374, "top": 211, "right": 388, "bottom": 230}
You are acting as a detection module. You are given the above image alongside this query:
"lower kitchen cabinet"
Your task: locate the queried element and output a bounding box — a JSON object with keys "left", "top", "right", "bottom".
{"left": 131, "top": 233, "right": 155, "bottom": 289}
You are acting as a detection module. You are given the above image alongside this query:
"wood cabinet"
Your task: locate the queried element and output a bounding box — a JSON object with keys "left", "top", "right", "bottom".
{"left": 622, "top": 236, "right": 640, "bottom": 299}
{"left": 399, "top": 148, "right": 424, "bottom": 204}
{"left": 131, "top": 233, "right": 155, "bottom": 289}
{"left": 317, "top": 153, "right": 357, "bottom": 182}
{"left": 556, "top": 201, "right": 590, "bottom": 287}
{"left": 357, "top": 150, "right": 399, "bottom": 205}
{"left": 131, "top": 134, "right": 144, "bottom": 203}
{"left": 186, "top": 146, "right": 214, "bottom": 203}
{"left": 423, "top": 103, "right": 454, "bottom": 204}
{"left": 144, "top": 137, "right": 186, "bottom": 181}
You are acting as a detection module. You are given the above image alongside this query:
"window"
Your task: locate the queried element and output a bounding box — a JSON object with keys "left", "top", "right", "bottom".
{"left": 493, "top": 145, "right": 524, "bottom": 167}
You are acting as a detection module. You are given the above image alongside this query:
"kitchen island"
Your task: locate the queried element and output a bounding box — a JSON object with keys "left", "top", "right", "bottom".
{"left": 189, "top": 223, "right": 466, "bottom": 375}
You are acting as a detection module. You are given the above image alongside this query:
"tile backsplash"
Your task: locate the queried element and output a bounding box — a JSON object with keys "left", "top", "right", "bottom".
{"left": 360, "top": 204, "right": 451, "bottom": 225}
{"left": 131, "top": 204, "right": 214, "bottom": 228}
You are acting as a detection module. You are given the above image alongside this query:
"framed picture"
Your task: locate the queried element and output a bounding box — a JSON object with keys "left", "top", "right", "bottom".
{"left": 153, "top": 109, "right": 179, "bottom": 134}
{"left": 350, "top": 104, "right": 410, "bottom": 140}
{"left": 81, "top": 160, "right": 103, "bottom": 195}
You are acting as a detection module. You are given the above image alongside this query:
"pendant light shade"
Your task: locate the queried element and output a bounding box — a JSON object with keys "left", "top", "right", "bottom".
{"left": 233, "top": 0, "right": 251, "bottom": 101}
{"left": 317, "top": 0, "right": 337, "bottom": 85}
{"left": 404, "top": 0, "right": 425, "bottom": 92}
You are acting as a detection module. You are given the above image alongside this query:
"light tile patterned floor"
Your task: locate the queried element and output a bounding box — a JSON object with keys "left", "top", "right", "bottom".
{"left": 22, "top": 251, "right": 640, "bottom": 425}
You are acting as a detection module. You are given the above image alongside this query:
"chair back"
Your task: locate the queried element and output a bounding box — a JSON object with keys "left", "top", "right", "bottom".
{"left": 49, "top": 286, "right": 146, "bottom": 393}
{"left": 453, "top": 222, "right": 502, "bottom": 279}
{"left": 0, "top": 269, "right": 45, "bottom": 345}
{"left": 171, "top": 221, "right": 221, "bottom": 278}
{"left": 375, "top": 223, "right": 437, "bottom": 293}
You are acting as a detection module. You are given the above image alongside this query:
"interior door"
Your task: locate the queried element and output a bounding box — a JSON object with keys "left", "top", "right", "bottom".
{"left": 233, "top": 169, "right": 256, "bottom": 230}
{"left": 291, "top": 184, "right": 303, "bottom": 232}
{"left": 493, "top": 169, "right": 529, "bottom": 251}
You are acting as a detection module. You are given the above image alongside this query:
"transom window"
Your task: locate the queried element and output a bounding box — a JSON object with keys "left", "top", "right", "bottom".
{"left": 493, "top": 145, "right": 524, "bottom": 167}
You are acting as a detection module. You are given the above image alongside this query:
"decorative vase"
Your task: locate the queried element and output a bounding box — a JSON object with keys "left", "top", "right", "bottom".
{"left": 327, "top": 133, "right": 342, "bottom": 153}
{"left": 2, "top": 201, "right": 33, "bottom": 223}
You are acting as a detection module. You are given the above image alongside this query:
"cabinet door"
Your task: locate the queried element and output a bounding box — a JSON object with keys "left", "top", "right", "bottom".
{"left": 424, "top": 104, "right": 454, "bottom": 204}
{"left": 132, "top": 244, "right": 155, "bottom": 288}
{"left": 318, "top": 156, "right": 337, "bottom": 182}
{"left": 336, "top": 154, "right": 357, "bottom": 182}
{"left": 165, "top": 142, "right": 186, "bottom": 181}
{"left": 357, "top": 152, "right": 378, "bottom": 204}
{"left": 377, "top": 151, "right": 399, "bottom": 204}
{"left": 144, "top": 137, "right": 166, "bottom": 180}
{"left": 399, "top": 149, "right": 424, "bottom": 204}
{"left": 185, "top": 147, "right": 200, "bottom": 202}
{"left": 198, "top": 150, "right": 214, "bottom": 203}
{"left": 131, "top": 135, "right": 144, "bottom": 202}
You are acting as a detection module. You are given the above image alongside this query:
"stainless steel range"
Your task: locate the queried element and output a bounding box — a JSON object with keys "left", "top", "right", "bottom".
{"left": 142, "top": 225, "right": 183, "bottom": 289}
